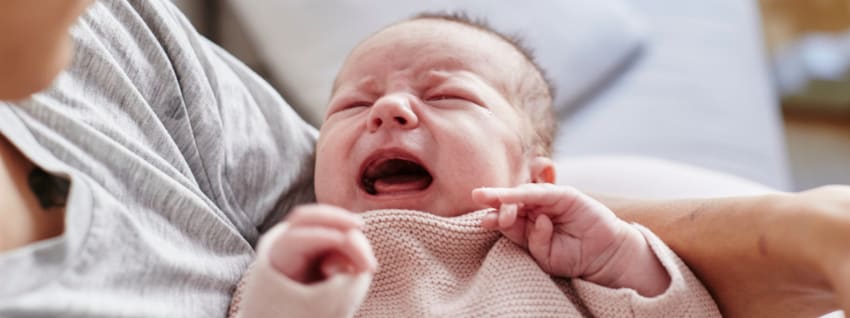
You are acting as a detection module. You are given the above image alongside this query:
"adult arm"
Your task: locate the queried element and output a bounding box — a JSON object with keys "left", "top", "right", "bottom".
{"left": 599, "top": 186, "right": 850, "bottom": 317}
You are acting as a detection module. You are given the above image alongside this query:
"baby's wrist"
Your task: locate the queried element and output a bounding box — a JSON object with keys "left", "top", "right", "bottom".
{"left": 581, "top": 225, "right": 670, "bottom": 297}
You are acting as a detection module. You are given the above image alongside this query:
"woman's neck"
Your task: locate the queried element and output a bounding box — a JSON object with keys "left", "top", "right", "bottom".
{"left": 0, "top": 135, "right": 64, "bottom": 251}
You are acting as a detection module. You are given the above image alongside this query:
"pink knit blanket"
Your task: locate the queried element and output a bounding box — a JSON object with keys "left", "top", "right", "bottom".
{"left": 356, "top": 209, "right": 720, "bottom": 317}
{"left": 230, "top": 209, "right": 720, "bottom": 317}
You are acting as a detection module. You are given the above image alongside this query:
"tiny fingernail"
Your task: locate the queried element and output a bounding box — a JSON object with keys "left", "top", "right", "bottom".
{"left": 480, "top": 213, "right": 497, "bottom": 227}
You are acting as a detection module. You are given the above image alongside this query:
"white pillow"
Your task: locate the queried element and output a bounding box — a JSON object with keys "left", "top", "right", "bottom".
{"left": 227, "top": 0, "right": 647, "bottom": 126}
{"left": 555, "top": 156, "right": 776, "bottom": 199}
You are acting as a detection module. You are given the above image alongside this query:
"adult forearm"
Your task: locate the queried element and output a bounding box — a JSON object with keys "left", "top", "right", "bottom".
{"left": 597, "top": 191, "right": 845, "bottom": 317}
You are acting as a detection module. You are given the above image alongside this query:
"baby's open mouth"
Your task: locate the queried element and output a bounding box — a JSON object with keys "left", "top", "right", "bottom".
{"left": 360, "top": 158, "right": 433, "bottom": 195}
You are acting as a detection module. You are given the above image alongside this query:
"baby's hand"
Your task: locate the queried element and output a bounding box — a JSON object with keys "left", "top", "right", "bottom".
{"left": 473, "top": 184, "right": 669, "bottom": 296}
{"left": 267, "top": 204, "right": 377, "bottom": 283}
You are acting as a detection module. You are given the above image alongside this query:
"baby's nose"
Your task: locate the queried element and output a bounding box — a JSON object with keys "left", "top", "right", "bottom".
{"left": 367, "top": 95, "right": 419, "bottom": 132}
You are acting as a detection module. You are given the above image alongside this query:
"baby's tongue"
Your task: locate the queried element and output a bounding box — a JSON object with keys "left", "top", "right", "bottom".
{"left": 373, "top": 174, "right": 430, "bottom": 194}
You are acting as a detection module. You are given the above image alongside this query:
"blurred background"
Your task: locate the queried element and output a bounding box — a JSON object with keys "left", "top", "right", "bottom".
{"left": 171, "top": 0, "right": 850, "bottom": 191}
{"left": 760, "top": 0, "right": 850, "bottom": 190}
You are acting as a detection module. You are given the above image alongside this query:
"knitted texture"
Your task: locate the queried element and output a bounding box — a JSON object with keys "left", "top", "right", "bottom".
{"left": 356, "top": 209, "right": 720, "bottom": 317}
{"left": 229, "top": 209, "right": 721, "bottom": 317}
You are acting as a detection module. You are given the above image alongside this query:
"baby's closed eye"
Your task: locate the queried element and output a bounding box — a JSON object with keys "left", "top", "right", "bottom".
{"left": 425, "top": 95, "right": 462, "bottom": 101}
{"left": 424, "top": 92, "right": 485, "bottom": 109}
{"left": 344, "top": 101, "right": 374, "bottom": 109}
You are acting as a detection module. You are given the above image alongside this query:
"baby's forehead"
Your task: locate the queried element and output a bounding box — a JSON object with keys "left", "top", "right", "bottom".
{"left": 363, "top": 19, "right": 525, "bottom": 62}
{"left": 335, "top": 19, "right": 530, "bottom": 92}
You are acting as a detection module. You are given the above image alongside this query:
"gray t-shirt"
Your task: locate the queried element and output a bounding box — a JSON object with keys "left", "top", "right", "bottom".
{"left": 0, "top": 0, "right": 317, "bottom": 316}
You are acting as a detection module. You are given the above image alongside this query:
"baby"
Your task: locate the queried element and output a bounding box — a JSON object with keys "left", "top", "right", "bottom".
{"left": 229, "top": 14, "right": 718, "bottom": 317}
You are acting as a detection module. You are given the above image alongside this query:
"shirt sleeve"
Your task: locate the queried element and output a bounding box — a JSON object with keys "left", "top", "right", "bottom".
{"left": 229, "top": 223, "right": 372, "bottom": 318}
{"left": 571, "top": 224, "right": 722, "bottom": 317}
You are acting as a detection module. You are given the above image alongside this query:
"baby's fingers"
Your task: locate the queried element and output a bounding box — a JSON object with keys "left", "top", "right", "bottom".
{"left": 342, "top": 228, "right": 378, "bottom": 274}
{"left": 528, "top": 214, "right": 554, "bottom": 272}
{"left": 321, "top": 230, "right": 377, "bottom": 277}
{"left": 267, "top": 226, "right": 375, "bottom": 283}
{"left": 836, "top": 265, "right": 850, "bottom": 317}
{"left": 472, "top": 188, "right": 504, "bottom": 208}
{"left": 480, "top": 207, "right": 529, "bottom": 248}
{"left": 474, "top": 184, "right": 575, "bottom": 210}
{"left": 321, "top": 252, "right": 352, "bottom": 276}
{"left": 267, "top": 226, "right": 345, "bottom": 280}
{"left": 498, "top": 203, "right": 519, "bottom": 229}
{"left": 480, "top": 210, "right": 499, "bottom": 229}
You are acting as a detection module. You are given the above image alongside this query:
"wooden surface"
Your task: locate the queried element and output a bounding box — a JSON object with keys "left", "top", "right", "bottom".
{"left": 760, "top": 0, "right": 850, "bottom": 52}
{"left": 759, "top": 1, "right": 850, "bottom": 189}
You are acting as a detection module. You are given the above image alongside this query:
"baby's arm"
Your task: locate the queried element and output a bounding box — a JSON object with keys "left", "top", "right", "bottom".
{"left": 229, "top": 204, "right": 377, "bottom": 318}
{"left": 473, "top": 184, "right": 669, "bottom": 296}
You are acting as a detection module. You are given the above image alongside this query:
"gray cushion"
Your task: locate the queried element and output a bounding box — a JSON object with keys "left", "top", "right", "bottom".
{"left": 553, "top": 0, "right": 792, "bottom": 190}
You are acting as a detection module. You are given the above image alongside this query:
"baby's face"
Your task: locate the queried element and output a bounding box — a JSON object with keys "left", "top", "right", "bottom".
{"left": 315, "top": 19, "right": 536, "bottom": 217}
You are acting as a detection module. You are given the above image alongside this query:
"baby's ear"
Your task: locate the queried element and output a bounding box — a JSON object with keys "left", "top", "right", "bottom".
{"left": 529, "top": 156, "right": 556, "bottom": 184}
